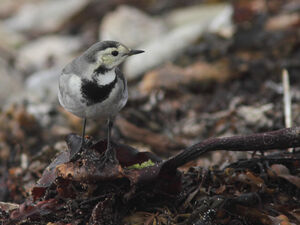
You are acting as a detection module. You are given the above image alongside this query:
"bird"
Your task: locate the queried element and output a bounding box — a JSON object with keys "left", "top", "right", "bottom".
{"left": 58, "top": 40, "right": 144, "bottom": 161}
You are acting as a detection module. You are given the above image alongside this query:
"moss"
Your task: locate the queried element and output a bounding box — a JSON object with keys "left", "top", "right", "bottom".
{"left": 127, "top": 159, "right": 155, "bottom": 170}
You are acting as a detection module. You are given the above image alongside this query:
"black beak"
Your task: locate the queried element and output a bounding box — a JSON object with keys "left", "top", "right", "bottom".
{"left": 127, "top": 49, "right": 145, "bottom": 56}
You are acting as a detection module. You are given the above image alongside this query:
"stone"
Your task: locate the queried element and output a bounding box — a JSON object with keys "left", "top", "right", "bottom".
{"left": 4, "top": 0, "right": 90, "bottom": 33}
{"left": 17, "top": 35, "right": 81, "bottom": 71}
{"left": 0, "top": 22, "right": 25, "bottom": 49}
{"left": 139, "top": 60, "right": 231, "bottom": 94}
{"left": 100, "top": 5, "right": 167, "bottom": 48}
{"left": 0, "top": 57, "right": 23, "bottom": 105}
{"left": 24, "top": 67, "right": 61, "bottom": 104}
{"left": 265, "top": 13, "right": 300, "bottom": 31}
{"left": 237, "top": 104, "right": 274, "bottom": 127}
{"left": 123, "top": 3, "right": 233, "bottom": 81}
{"left": 165, "top": 3, "right": 233, "bottom": 29}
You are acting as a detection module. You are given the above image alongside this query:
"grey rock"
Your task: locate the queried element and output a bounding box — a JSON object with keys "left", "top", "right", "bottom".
{"left": 17, "top": 35, "right": 81, "bottom": 71}
{"left": 24, "top": 67, "right": 61, "bottom": 104}
{"left": 27, "top": 103, "right": 53, "bottom": 127}
{"left": 0, "top": 57, "right": 23, "bottom": 105}
{"left": 100, "top": 5, "right": 167, "bottom": 48}
{"left": 20, "top": 67, "right": 62, "bottom": 127}
{"left": 0, "top": 22, "right": 26, "bottom": 49}
{"left": 123, "top": 3, "right": 233, "bottom": 81}
{"left": 4, "top": 0, "right": 90, "bottom": 33}
{"left": 165, "top": 3, "right": 233, "bottom": 29}
{"left": 237, "top": 104, "right": 274, "bottom": 127}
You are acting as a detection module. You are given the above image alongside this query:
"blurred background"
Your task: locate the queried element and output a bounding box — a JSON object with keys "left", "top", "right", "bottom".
{"left": 0, "top": 0, "right": 300, "bottom": 202}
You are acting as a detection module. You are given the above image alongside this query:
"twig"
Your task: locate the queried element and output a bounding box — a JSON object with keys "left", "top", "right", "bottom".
{"left": 162, "top": 127, "right": 300, "bottom": 171}
{"left": 282, "top": 69, "right": 292, "bottom": 128}
{"left": 282, "top": 69, "right": 293, "bottom": 152}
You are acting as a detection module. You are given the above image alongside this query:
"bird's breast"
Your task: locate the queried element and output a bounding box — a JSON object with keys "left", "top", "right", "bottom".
{"left": 80, "top": 75, "right": 117, "bottom": 106}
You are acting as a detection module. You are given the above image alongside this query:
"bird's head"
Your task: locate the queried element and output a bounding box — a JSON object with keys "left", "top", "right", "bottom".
{"left": 84, "top": 41, "right": 144, "bottom": 72}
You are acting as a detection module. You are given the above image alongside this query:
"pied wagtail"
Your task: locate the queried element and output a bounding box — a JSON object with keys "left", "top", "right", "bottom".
{"left": 58, "top": 41, "right": 144, "bottom": 160}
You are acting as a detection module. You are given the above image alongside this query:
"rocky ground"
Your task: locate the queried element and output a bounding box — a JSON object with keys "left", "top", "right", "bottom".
{"left": 0, "top": 0, "right": 300, "bottom": 224}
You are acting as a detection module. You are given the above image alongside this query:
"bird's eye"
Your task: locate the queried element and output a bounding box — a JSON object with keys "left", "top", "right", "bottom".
{"left": 111, "top": 51, "right": 119, "bottom": 56}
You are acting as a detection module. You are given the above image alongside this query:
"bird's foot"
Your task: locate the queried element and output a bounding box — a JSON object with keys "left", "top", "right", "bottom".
{"left": 70, "top": 144, "right": 84, "bottom": 162}
{"left": 69, "top": 136, "right": 95, "bottom": 162}
{"left": 103, "top": 146, "right": 118, "bottom": 164}
{"left": 101, "top": 144, "right": 119, "bottom": 166}
{"left": 66, "top": 134, "right": 85, "bottom": 162}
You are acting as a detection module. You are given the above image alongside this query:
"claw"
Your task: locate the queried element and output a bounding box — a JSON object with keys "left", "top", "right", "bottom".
{"left": 104, "top": 146, "right": 117, "bottom": 163}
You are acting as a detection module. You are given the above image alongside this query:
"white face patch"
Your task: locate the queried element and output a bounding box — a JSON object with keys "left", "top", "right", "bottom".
{"left": 95, "top": 70, "right": 116, "bottom": 86}
{"left": 97, "top": 46, "right": 129, "bottom": 69}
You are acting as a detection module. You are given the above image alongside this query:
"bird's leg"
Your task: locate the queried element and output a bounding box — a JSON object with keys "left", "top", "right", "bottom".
{"left": 104, "top": 119, "right": 117, "bottom": 162}
{"left": 80, "top": 118, "right": 87, "bottom": 149}
{"left": 70, "top": 118, "right": 87, "bottom": 161}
